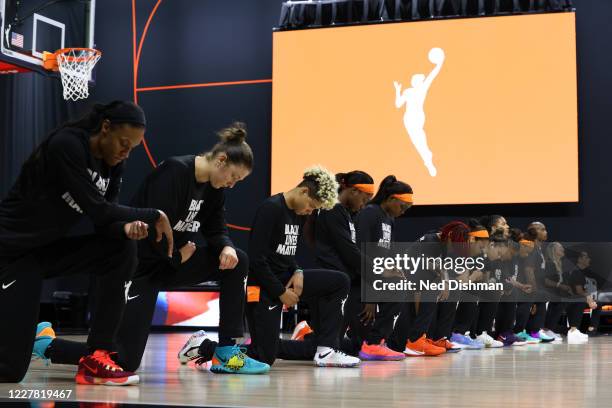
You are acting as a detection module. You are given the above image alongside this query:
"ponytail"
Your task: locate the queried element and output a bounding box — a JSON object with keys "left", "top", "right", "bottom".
{"left": 370, "top": 175, "right": 412, "bottom": 205}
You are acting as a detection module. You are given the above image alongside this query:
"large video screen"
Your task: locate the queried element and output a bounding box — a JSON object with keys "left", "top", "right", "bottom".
{"left": 153, "top": 292, "right": 220, "bottom": 327}
{"left": 272, "top": 13, "right": 578, "bottom": 205}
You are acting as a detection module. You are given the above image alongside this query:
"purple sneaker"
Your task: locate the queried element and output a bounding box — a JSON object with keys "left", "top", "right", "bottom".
{"left": 498, "top": 332, "right": 526, "bottom": 347}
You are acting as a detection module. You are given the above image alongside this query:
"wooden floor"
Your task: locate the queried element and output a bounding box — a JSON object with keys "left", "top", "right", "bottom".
{"left": 2, "top": 333, "right": 612, "bottom": 407}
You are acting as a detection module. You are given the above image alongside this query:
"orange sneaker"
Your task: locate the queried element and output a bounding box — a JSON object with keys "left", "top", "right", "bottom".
{"left": 403, "top": 335, "right": 446, "bottom": 357}
{"left": 76, "top": 350, "right": 139, "bottom": 386}
{"left": 359, "top": 340, "right": 405, "bottom": 361}
{"left": 291, "top": 321, "right": 313, "bottom": 341}
{"left": 428, "top": 338, "right": 461, "bottom": 353}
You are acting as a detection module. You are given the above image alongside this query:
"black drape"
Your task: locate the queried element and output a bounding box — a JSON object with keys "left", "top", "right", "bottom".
{"left": 0, "top": 73, "right": 86, "bottom": 198}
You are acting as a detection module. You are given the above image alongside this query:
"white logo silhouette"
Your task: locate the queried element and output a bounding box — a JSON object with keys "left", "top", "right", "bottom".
{"left": 340, "top": 295, "right": 349, "bottom": 316}
{"left": 394, "top": 47, "right": 445, "bottom": 177}
{"left": 393, "top": 314, "right": 400, "bottom": 330}
{"left": 124, "top": 281, "right": 139, "bottom": 303}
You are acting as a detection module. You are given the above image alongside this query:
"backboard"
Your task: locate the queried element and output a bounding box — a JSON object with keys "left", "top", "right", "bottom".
{"left": 0, "top": 0, "right": 96, "bottom": 75}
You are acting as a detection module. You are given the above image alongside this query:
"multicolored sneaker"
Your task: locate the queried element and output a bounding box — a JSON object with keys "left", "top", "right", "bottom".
{"left": 291, "top": 321, "right": 314, "bottom": 341}
{"left": 210, "top": 345, "right": 270, "bottom": 374}
{"left": 76, "top": 350, "right": 139, "bottom": 386}
{"left": 314, "top": 348, "right": 360, "bottom": 367}
{"left": 450, "top": 333, "right": 484, "bottom": 350}
{"left": 359, "top": 340, "right": 406, "bottom": 361}
{"left": 177, "top": 330, "right": 214, "bottom": 364}
{"left": 476, "top": 332, "right": 504, "bottom": 348}
{"left": 32, "top": 322, "right": 56, "bottom": 364}
{"left": 404, "top": 335, "right": 446, "bottom": 356}
{"left": 542, "top": 329, "right": 563, "bottom": 343}
{"left": 497, "top": 331, "right": 526, "bottom": 347}
{"left": 516, "top": 330, "right": 541, "bottom": 344}
{"left": 531, "top": 330, "right": 554, "bottom": 343}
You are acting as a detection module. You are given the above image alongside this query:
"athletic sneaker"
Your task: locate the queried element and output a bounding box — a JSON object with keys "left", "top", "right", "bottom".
{"left": 314, "top": 347, "right": 360, "bottom": 367}
{"left": 450, "top": 333, "right": 484, "bottom": 350}
{"left": 177, "top": 330, "right": 214, "bottom": 364}
{"left": 210, "top": 345, "right": 270, "bottom": 374}
{"left": 428, "top": 337, "right": 461, "bottom": 353}
{"left": 476, "top": 332, "right": 504, "bottom": 348}
{"left": 76, "top": 350, "right": 139, "bottom": 386}
{"left": 567, "top": 328, "right": 589, "bottom": 344}
{"left": 542, "top": 329, "right": 563, "bottom": 343}
{"left": 531, "top": 330, "right": 555, "bottom": 343}
{"left": 359, "top": 340, "right": 406, "bottom": 361}
{"left": 404, "top": 335, "right": 446, "bottom": 356}
{"left": 291, "top": 321, "right": 313, "bottom": 341}
{"left": 32, "top": 322, "right": 56, "bottom": 365}
{"left": 497, "top": 331, "right": 526, "bottom": 347}
{"left": 515, "top": 330, "right": 541, "bottom": 344}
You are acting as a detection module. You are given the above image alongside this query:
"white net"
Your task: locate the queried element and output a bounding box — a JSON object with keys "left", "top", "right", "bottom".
{"left": 56, "top": 49, "right": 101, "bottom": 101}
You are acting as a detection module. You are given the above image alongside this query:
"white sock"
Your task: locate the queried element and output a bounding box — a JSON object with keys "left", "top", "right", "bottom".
{"left": 316, "top": 346, "right": 334, "bottom": 357}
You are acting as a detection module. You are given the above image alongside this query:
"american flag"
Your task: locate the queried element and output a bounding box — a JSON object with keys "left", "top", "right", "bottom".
{"left": 11, "top": 32, "right": 24, "bottom": 48}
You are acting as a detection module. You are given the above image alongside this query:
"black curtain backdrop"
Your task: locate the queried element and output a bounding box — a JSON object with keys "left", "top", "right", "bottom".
{"left": 1, "top": 0, "right": 610, "bottom": 281}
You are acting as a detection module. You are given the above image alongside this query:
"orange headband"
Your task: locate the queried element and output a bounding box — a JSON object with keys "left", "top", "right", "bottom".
{"left": 519, "top": 239, "right": 535, "bottom": 248}
{"left": 469, "top": 230, "right": 489, "bottom": 239}
{"left": 392, "top": 193, "right": 413, "bottom": 204}
{"left": 351, "top": 184, "right": 375, "bottom": 195}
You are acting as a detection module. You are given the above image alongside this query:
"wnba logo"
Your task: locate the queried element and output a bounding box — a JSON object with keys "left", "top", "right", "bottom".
{"left": 394, "top": 47, "right": 445, "bottom": 177}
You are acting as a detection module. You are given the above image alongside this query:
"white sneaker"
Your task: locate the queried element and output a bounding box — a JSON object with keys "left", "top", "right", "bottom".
{"left": 178, "top": 330, "right": 209, "bottom": 364}
{"left": 543, "top": 329, "right": 563, "bottom": 343}
{"left": 567, "top": 329, "right": 588, "bottom": 344}
{"left": 314, "top": 348, "right": 360, "bottom": 368}
{"left": 477, "top": 332, "right": 504, "bottom": 348}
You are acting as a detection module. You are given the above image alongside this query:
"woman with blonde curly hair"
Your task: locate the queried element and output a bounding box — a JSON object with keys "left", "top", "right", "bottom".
{"left": 244, "top": 165, "right": 360, "bottom": 368}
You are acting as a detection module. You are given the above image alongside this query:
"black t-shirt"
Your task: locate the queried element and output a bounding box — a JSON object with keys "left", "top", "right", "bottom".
{"left": 0, "top": 128, "right": 159, "bottom": 258}
{"left": 130, "top": 155, "right": 233, "bottom": 268}
{"left": 315, "top": 203, "right": 362, "bottom": 282}
{"left": 355, "top": 204, "right": 394, "bottom": 276}
{"left": 247, "top": 193, "right": 304, "bottom": 298}
{"left": 355, "top": 204, "right": 394, "bottom": 250}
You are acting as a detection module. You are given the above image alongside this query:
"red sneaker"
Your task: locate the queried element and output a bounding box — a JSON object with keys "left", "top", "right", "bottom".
{"left": 76, "top": 350, "right": 139, "bottom": 386}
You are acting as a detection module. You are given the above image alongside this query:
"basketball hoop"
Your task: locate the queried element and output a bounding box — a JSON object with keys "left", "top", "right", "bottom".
{"left": 43, "top": 48, "right": 101, "bottom": 101}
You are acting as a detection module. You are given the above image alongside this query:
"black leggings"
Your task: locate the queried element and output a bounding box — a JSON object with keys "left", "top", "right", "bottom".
{"left": 246, "top": 269, "right": 349, "bottom": 366}
{"left": 38, "top": 246, "right": 248, "bottom": 372}
{"left": 0, "top": 234, "right": 137, "bottom": 382}
{"left": 545, "top": 300, "right": 586, "bottom": 331}
{"left": 388, "top": 291, "right": 438, "bottom": 352}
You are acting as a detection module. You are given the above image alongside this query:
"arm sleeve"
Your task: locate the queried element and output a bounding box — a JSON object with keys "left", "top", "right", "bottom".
{"left": 355, "top": 208, "right": 380, "bottom": 281}
{"left": 47, "top": 133, "right": 159, "bottom": 225}
{"left": 199, "top": 195, "right": 234, "bottom": 252}
{"left": 248, "top": 202, "right": 286, "bottom": 298}
{"left": 96, "top": 165, "right": 128, "bottom": 239}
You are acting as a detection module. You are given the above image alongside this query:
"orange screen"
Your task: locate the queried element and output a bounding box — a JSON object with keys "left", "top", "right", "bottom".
{"left": 271, "top": 13, "right": 578, "bottom": 205}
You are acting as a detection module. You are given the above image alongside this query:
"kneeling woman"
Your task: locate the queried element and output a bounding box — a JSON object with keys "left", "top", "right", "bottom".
{"left": 34, "top": 122, "right": 269, "bottom": 375}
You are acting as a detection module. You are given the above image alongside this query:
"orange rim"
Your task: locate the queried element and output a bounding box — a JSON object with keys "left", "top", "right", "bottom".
{"left": 55, "top": 47, "right": 102, "bottom": 63}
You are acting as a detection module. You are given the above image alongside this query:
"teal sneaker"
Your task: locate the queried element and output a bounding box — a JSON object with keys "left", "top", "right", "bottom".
{"left": 32, "top": 322, "right": 55, "bottom": 364}
{"left": 210, "top": 345, "right": 270, "bottom": 374}
{"left": 516, "top": 330, "right": 541, "bottom": 344}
